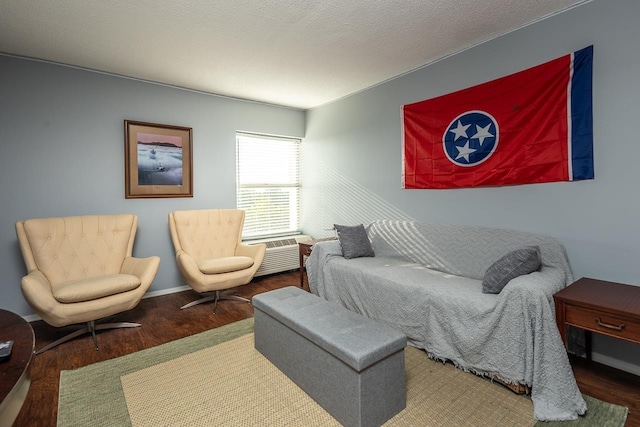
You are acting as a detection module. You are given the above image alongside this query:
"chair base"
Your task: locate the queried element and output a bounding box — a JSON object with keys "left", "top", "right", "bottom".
{"left": 35, "top": 320, "right": 141, "bottom": 355}
{"left": 180, "top": 289, "right": 250, "bottom": 314}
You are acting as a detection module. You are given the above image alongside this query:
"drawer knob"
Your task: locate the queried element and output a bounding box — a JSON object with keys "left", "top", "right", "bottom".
{"left": 595, "top": 317, "right": 625, "bottom": 332}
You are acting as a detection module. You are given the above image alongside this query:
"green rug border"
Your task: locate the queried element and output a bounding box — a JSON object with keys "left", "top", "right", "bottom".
{"left": 57, "top": 317, "right": 628, "bottom": 427}
{"left": 534, "top": 394, "right": 628, "bottom": 427}
{"left": 57, "top": 318, "right": 255, "bottom": 427}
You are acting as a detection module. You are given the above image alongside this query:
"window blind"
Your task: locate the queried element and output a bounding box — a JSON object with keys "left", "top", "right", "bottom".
{"left": 236, "top": 132, "right": 301, "bottom": 239}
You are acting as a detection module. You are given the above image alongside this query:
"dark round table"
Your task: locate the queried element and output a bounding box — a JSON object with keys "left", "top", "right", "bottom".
{"left": 0, "top": 309, "right": 35, "bottom": 425}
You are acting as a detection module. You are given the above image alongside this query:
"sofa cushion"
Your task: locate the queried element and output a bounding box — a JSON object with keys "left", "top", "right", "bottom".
{"left": 482, "top": 246, "right": 541, "bottom": 294}
{"left": 53, "top": 274, "right": 141, "bottom": 303}
{"left": 197, "top": 256, "right": 254, "bottom": 274}
{"left": 334, "top": 224, "right": 375, "bottom": 259}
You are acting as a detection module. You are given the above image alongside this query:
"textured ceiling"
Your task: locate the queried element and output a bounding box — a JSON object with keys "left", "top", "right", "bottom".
{"left": 0, "top": 0, "right": 589, "bottom": 109}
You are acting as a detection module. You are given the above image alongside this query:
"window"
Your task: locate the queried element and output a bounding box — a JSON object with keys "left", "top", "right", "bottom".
{"left": 236, "top": 132, "right": 301, "bottom": 240}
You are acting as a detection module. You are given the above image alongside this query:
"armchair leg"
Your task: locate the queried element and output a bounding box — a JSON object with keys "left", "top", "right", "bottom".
{"left": 35, "top": 326, "right": 90, "bottom": 355}
{"left": 180, "top": 289, "right": 250, "bottom": 314}
{"left": 35, "top": 320, "right": 142, "bottom": 355}
{"left": 180, "top": 293, "right": 218, "bottom": 310}
{"left": 93, "top": 322, "right": 141, "bottom": 350}
{"left": 90, "top": 320, "right": 98, "bottom": 350}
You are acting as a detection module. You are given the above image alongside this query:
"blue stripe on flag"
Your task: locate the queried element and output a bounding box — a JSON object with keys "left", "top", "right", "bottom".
{"left": 570, "top": 45, "right": 594, "bottom": 180}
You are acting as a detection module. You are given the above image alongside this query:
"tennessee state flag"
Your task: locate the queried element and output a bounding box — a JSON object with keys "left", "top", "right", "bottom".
{"left": 402, "top": 46, "right": 593, "bottom": 189}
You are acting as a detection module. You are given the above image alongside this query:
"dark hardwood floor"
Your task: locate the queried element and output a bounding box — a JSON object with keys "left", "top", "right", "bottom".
{"left": 12, "top": 271, "right": 640, "bottom": 426}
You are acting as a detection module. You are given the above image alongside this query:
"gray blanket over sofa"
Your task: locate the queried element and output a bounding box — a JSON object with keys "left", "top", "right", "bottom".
{"left": 307, "top": 220, "right": 587, "bottom": 421}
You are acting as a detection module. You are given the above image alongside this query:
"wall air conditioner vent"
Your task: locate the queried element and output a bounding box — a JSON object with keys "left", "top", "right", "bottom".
{"left": 264, "top": 238, "right": 298, "bottom": 249}
{"left": 248, "top": 235, "right": 311, "bottom": 277}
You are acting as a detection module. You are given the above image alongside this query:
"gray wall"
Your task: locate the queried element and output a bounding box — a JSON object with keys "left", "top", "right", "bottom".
{"left": 302, "top": 0, "right": 640, "bottom": 373}
{"left": 0, "top": 55, "right": 304, "bottom": 317}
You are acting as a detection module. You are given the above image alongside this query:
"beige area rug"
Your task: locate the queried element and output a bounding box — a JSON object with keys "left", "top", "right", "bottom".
{"left": 121, "top": 333, "right": 534, "bottom": 427}
{"left": 58, "top": 318, "right": 628, "bottom": 427}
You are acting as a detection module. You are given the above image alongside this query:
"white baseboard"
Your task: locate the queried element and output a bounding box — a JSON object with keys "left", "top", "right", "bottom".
{"left": 23, "top": 313, "right": 40, "bottom": 323}
{"left": 592, "top": 352, "right": 640, "bottom": 376}
{"left": 142, "top": 285, "right": 190, "bottom": 299}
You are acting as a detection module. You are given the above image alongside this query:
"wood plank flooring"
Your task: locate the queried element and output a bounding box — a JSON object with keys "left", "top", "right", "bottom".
{"left": 12, "top": 271, "right": 640, "bottom": 426}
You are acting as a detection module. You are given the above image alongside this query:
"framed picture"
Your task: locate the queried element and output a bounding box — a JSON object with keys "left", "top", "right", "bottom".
{"left": 124, "top": 120, "right": 193, "bottom": 198}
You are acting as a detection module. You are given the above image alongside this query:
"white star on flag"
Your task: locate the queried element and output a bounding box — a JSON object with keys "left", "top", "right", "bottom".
{"left": 449, "top": 120, "right": 470, "bottom": 141}
{"left": 455, "top": 141, "right": 476, "bottom": 162}
{"left": 472, "top": 123, "right": 494, "bottom": 145}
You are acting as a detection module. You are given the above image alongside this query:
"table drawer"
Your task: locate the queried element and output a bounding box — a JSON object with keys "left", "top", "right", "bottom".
{"left": 565, "top": 305, "right": 640, "bottom": 344}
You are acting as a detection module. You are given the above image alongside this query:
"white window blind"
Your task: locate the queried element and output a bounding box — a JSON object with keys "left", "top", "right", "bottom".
{"left": 236, "top": 132, "right": 301, "bottom": 240}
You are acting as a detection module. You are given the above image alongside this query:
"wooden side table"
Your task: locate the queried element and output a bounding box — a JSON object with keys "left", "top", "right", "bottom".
{"left": 298, "top": 238, "right": 337, "bottom": 287}
{"left": 0, "top": 309, "right": 35, "bottom": 426}
{"left": 554, "top": 277, "right": 640, "bottom": 360}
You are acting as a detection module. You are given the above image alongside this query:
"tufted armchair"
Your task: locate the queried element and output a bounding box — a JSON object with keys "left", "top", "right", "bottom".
{"left": 16, "top": 214, "right": 160, "bottom": 354}
{"left": 169, "top": 209, "right": 266, "bottom": 313}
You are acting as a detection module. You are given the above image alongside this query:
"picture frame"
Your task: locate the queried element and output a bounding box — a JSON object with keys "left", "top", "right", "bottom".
{"left": 124, "top": 120, "right": 193, "bottom": 198}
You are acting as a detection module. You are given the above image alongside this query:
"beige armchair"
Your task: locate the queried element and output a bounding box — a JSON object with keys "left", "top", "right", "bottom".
{"left": 169, "top": 209, "right": 266, "bottom": 313}
{"left": 16, "top": 214, "right": 160, "bottom": 354}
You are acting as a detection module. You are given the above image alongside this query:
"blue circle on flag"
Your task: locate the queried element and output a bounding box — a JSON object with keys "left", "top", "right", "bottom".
{"left": 443, "top": 110, "right": 499, "bottom": 167}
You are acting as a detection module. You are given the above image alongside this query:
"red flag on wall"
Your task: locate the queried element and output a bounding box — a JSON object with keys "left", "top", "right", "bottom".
{"left": 402, "top": 46, "right": 593, "bottom": 189}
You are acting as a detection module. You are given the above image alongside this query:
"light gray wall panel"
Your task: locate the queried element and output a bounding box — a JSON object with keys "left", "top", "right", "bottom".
{"left": 0, "top": 55, "right": 304, "bottom": 317}
{"left": 302, "top": 0, "right": 640, "bottom": 372}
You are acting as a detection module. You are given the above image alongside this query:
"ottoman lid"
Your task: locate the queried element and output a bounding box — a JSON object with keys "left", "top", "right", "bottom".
{"left": 253, "top": 286, "right": 407, "bottom": 371}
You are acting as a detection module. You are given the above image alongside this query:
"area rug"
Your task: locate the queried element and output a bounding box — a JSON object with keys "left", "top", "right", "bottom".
{"left": 58, "top": 318, "right": 628, "bottom": 427}
{"left": 120, "top": 332, "right": 533, "bottom": 426}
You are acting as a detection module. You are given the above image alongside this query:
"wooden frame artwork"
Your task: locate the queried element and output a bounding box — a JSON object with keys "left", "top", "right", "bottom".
{"left": 124, "top": 120, "right": 193, "bottom": 198}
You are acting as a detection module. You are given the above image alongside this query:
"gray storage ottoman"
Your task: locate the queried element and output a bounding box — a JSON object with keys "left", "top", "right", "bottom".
{"left": 253, "top": 286, "right": 407, "bottom": 427}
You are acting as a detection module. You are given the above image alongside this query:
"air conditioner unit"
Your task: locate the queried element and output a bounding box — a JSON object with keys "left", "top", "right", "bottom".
{"left": 248, "top": 235, "right": 311, "bottom": 277}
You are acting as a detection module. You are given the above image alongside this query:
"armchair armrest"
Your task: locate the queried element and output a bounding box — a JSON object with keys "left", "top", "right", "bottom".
{"left": 236, "top": 242, "right": 266, "bottom": 259}
{"left": 20, "top": 270, "right": 63, "bottom": 326}
{"left": 121, "top": 256, "right": 161, "bottom": 291}
{"left": 175, "top": 249, "right": 231, "bottom": 293}
{"left": 237, "top": 243, "right": 266, "bottom": 275}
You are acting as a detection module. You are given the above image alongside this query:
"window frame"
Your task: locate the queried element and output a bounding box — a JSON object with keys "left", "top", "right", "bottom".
{"left": 236, "top": 132, "right": 301, "bottom": 240}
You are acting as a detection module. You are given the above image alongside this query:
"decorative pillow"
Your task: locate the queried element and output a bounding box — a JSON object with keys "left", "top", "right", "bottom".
{"left": 482, "top": 246, "right": 541, "bottom": 294}
{"left": 334, "top": 224, "right": 375, "bottom": 259}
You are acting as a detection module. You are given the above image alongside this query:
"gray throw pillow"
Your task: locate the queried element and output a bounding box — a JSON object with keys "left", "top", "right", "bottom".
{"left": 482, "top": 246, "right": 541, "bottom": 294}
{"left": 334, "top": 224, "right": 375, "bottom": 259}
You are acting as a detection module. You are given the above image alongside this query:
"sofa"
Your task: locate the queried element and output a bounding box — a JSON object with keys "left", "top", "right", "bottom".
{"left": 306, "top": 220, "right": 587, "bottom": 422}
